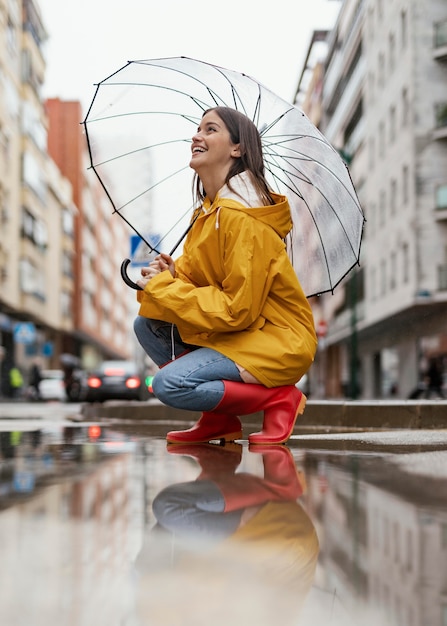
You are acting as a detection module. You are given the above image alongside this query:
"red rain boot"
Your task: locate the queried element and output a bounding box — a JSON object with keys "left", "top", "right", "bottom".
{"left": 214, "top": 380, "right": 306, "bottom": 445}
{"left": 166, "top": 411, "right": 242, "bottom": 444}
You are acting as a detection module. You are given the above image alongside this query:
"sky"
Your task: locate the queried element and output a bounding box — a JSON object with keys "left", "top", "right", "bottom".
{"left": 38, "top": 0, "right": 341, "bottom": 116}
{"left": 36, "top": 0, "right": 342, "bottom": 266}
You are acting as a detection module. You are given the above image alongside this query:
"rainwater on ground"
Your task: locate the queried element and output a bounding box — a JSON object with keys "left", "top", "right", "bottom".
{"left": 1, "top": 402, "right": 447, "bottom": 626}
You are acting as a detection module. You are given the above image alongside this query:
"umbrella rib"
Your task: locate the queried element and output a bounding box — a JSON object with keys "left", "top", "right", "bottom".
{"left": 131, "top": 58, "right": 267, "bottom": 121}
{"left": 263, "top": 157, "right": 334, "bottom": 289}
{"left": 269, "top": 155, "right": 365, "bottom": 276}
{"left": 113, "top": 164, "right": 192, "bottom": 213}
{"left": 264, "top": 155, "right": 361, "bottom": 290}
{"left": 263, "top": 144, "right": 363, "bottom": 214}
{"left": 90, "top": 138, "right": 191, "bottom": 168}
{"left": 151, "top": 204, "right": 197, "bottom": 252}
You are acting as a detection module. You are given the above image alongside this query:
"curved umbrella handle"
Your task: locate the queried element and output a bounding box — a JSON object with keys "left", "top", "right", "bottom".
{"left": 120, "top": 258, "right": 143, "bottom": 291}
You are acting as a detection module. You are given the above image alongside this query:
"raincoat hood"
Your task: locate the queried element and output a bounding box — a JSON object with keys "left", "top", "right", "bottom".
{"left": 203, "top": 171, "right": 293, "bottom": 240}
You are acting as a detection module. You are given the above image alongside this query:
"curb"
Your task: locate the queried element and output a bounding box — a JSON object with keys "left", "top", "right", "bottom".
{"left": 79, "top": 398, "right": 447, "bottom": 430}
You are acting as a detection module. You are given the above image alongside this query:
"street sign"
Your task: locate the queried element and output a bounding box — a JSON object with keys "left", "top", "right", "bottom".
{"left": 129, "top": 234, "right": 161, "bottom": 266}
{"left": 13, "top": 322, "right": 36, "bottom": 344}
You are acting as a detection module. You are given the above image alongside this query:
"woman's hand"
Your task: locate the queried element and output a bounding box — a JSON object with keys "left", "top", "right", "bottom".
{"left": 136, "top": 253, "right": 175, "bottom": 289}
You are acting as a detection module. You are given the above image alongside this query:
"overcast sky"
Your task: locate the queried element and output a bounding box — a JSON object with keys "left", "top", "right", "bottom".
{"left": 38, "top": 0, "right": 341, "bottom": 115}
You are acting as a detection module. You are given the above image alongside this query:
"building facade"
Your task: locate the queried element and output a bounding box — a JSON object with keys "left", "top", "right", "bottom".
{"left": 301, "top": 0, "right": 447, "bottom": 398}
{"left": 0, "top": 0, "right": 134, "bottom": 396}
{"left": 46, "top": 98, "right": 133, "bottom": 371}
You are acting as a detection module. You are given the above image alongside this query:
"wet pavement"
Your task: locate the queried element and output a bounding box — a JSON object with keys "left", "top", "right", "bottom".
{"left": 1, "top": 401, "right": 447, "bottom": 626}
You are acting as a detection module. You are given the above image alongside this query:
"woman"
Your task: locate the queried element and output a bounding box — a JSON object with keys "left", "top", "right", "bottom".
{"left": 134, "top": 106, "right": 317, "bottom": 445}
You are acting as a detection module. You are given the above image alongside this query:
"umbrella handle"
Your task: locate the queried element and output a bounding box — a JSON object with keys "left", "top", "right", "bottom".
{"left": 120, "top": 258, "right": 143, "bottom": 291}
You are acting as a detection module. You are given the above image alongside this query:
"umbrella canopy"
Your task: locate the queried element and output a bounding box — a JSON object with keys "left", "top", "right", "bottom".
{"left": 83, "top": 56, "right": 365, "bottom": 297}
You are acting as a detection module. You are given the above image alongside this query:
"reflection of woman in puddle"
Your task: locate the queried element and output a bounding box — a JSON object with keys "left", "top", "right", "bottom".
{"left": 145, "top": 445, "right": 319, "bottom": 623}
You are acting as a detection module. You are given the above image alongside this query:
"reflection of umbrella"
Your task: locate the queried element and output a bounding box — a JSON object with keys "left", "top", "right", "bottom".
{"left": 82, "top": 56, "right": 365, "bottom": 297}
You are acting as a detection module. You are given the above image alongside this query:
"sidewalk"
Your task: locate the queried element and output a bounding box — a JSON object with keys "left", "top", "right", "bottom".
{"left": 79, "top": 397, "right": 447, "bottom": 430}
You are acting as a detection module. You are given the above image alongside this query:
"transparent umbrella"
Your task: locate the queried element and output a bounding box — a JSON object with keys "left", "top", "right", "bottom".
{"left": 82, "top": 56, "right": 365, "bottom": 296}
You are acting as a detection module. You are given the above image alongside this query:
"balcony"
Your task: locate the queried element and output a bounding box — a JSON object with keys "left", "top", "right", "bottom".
{"left": 434, "top": 19, "right": 447, "bottom": 61}
{"left": 438, "top": 265, "right": 447, "bottom": 291}
{"left": 433, "top": 103, "right": 447, "bottom": 140}
{"left": 435, "top": 184, "right": 447, "bottom": 220}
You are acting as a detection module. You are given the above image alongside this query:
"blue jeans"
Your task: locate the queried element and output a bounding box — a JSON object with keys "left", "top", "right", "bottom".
{"left": 133, "top": 316, "right": 243, "bottom": 411}
{"left": 153, "top": 481, "right": 242, "bottom": 546}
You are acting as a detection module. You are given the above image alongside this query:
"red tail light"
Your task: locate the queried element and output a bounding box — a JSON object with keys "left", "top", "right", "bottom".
{"left": 87, "top": 376, "right": 102, "bottom": 388}
{"left": 126, "top": 376, "right": 140, "bottom": 389}
{"left": 104, "top": 367, "right": 125, "bottom": 376}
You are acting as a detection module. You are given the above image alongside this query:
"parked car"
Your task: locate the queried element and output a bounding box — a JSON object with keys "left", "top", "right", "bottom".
{"left": 39, "top": 369, "right": 67, "bottom": 401}
{"left": 84, "top": 360, "right": 150, "bottom": 402}
{"left": 296, "top": 374, "right": 310, "bottom": 397}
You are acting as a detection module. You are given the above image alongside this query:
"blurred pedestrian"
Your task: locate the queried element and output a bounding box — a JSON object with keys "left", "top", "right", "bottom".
{"left": 28, "top": 360, "right": 42, "bottom": 400}
{"left": 9, "top": 365, "right": 23, "bottom": 399}
{"left": 425, "top": 357, "right": 445, "bottom": 398}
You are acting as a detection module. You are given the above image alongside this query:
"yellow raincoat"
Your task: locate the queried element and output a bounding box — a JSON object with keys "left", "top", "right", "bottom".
{"left": 137, "top": 175, "right": 317, "bottom": 387}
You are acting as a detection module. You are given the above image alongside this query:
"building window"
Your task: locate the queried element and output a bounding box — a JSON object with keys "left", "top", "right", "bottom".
{"left": 368, "top": 7, "right": 375, "bottom": 40}
{"left": 402, "top": 243, "right": 409, "bottom": 284}
{"left": 404, "top": 528, "right": 413, "bottom": 571}
{"left": 390, "top": 179, "right": 397, "bottom": 214}
{"left": 436, "top": 185, "right": 447, "bottom": 209}
{"left": 369, "top": 137, "right": 375, "bottom": 169}
{"left": 6, "top": 17, "right": 18, "bottom": 56}
{"left": 390, "top": 251, "right": 397, "bottom": 289}
{"left": 379, "top": 189, "right": 386, "bottom": 225}
{"left": 402, "top": 165, "right": 409, "bottom": 205}
{"left": 62, "top": 251, "right": 73, "bottom": 278}
{"left": 371, "top": 266, "right": 377, "bottom": 301}
{"left": 389, "top": 106, "right": 396, "bottom": 143}
{"left": 441, "top": 523, "right": 447, "bottom": 548}
{"left": 378, "top": 52, "right": 386, "bottom": 87}
{"left": 368, "top": 72, "right": 375, "bottom": 102}
{"left": 344, "top": 99, "right": 363, "bottom": 148}
{"left": 402, "top": 88, "right": 410, "bottom": 126}
{"left": 401, "top": 10, "right": 408, "bottom": 48}
{"left": 61, "top": 291, "right": 72, "bottom": 318}
{"left": 379, "top": 120, "right": 386, "bottom": 156}
{"left": 380, "top": 259, "right": 387, "bottom": 296}
{"left": 370, "top": 202, "right": 376, "bottom": 234}
{"left": 62, "top": 207, "right": 74, "bottom": 237}
{"left": 389, "top": 33, "right": 396, "bottom": 73}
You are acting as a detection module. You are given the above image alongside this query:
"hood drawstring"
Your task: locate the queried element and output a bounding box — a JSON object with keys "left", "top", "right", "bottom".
{"left": 215, "top": 206, "right": 221, "bottom": 229}
{"left": 170, "top": 323, "right": 176, "bottom": 360}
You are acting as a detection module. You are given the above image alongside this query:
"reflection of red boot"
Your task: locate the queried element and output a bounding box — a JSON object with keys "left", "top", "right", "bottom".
{"left": 215, "top": 445, "right": 306, "bottom": 512}
{"left": 166, "top": 442, "right": 242, "bottom": 480}
{"left": 249, "top": 444, "right": 306, "bottom": 499}
{"left": 196, "top": 380, "right": 306, "bottom": 445}
{"left": 166, "top": 412, "right": 242, "bottom": 444}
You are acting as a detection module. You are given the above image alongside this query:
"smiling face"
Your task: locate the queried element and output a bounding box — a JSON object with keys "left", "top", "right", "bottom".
{"left": 190, "top": 110, "right": 241, "bottom": 179}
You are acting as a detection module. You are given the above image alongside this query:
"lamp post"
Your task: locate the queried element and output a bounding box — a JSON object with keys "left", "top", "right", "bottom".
{"left": 349, "top": 271, "right": 359, "bottom": 399}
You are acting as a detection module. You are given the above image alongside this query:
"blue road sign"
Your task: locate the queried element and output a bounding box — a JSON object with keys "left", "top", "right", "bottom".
{"left": 13, "top": 322, "right": 36, "bottom": 344}
{"left": 130, "top": 234, "right": 161, "bottom": 265}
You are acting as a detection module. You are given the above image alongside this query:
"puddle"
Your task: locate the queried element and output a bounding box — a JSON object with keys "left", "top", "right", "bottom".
{"left": 0, "top": 422, "right": 446, "bottom": 625}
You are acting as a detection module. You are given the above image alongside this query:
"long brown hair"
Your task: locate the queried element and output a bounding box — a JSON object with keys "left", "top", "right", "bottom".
{"left": 192, "top": 106, "right": 275, "bottom": 206}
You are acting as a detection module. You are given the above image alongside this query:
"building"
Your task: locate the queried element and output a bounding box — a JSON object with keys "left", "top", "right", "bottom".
{"left": 0, "top": 0, "right": 135, "bottom": 396}
{"left": 300, "top": 0, "right": 447, "bottom": 398}
{"left": 0, "top": 0, "right": 78, "bottom": 393}
{"left": 46, "top": 98, "right": 133, "bottom": 370}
